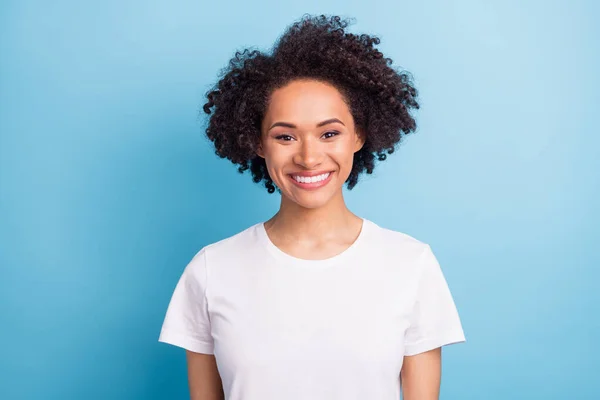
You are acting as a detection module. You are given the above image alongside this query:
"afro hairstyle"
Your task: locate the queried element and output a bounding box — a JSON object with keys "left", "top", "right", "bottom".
{"left": 202, "top": 14, "right": 419, "bottom": 193}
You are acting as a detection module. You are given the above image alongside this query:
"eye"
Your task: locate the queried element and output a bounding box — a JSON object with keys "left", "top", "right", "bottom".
{"left": 322, "top": 131, "right": 340, "bottom": 139}
{"left": 275, "top": 134, "right": 295, "bottom": 141}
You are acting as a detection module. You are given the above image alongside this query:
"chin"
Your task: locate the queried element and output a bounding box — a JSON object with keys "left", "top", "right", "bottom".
{"left": 284, "top": 188, "right": 339, "bottom": 210}
{"left": 293, "top": 198, "right": 330, "bottom": 210}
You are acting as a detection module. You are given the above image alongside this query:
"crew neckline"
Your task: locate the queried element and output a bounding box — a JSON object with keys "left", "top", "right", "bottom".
{"left": 256, "top": 218, "right": 371, "bottom": 267}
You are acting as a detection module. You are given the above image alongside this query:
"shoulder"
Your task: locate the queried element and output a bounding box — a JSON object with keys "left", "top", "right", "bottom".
{"left": 367, "top": 221, "right": 429, "bottom": 253}
{"left": 367, "top": 219, "right": 426, "bottom": 246}
{"left": 188, "top": 222, "right": 262, "bottom": 266}
{"left": 171, "top": 224, "right": 262, "bottom": 291}
{"left": 358, "top": 221, "right": 431, "bottom": 271}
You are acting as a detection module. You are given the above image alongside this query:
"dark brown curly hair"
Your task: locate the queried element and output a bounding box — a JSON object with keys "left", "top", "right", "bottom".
{"left": 202, "top": 14, "right": 419, "bottom": 193}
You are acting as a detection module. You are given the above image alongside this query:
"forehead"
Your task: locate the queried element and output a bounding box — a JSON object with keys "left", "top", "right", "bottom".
{"left": 263, "top": 79, "right": 353, "bottom": 126}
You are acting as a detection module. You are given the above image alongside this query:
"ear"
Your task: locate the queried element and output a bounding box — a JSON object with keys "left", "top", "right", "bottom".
{"left": 354, "top": 128, "right": 366, "bottom": 152}
{"left": 256, "top": 143, "right": 265, "bottom": 158}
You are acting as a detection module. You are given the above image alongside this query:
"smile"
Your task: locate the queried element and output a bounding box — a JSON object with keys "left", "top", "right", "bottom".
{"left": 288, "top": 172, "right": 333, "bottom": 189}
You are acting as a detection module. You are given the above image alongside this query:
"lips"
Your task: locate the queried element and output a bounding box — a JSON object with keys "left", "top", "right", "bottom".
{"left": 288, "top": 171, "right": 334, "bottom": 190}
{"left": 291, "top": 172, "right": 330, "bottom": 184}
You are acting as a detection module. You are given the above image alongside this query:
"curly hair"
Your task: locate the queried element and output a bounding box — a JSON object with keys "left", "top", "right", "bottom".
{"left": 202, "top": 14, "right": 419, "bottom": 193}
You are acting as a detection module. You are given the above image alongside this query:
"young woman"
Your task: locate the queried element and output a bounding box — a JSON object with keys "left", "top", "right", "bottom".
{"left": 159, "top": 14, "right": 465, "bottom": 400}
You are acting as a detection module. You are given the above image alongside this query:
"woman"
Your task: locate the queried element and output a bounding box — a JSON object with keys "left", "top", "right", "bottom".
{"left": 159, "top": 14, "right": 465, "bottom": 400}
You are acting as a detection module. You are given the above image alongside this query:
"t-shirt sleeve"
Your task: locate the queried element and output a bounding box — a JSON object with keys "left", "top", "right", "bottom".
{"left": 403, "top": 244, "right": 466, "bottom": 356}
{"left": 158, "top": 248, "right": 214, "bottom": 354}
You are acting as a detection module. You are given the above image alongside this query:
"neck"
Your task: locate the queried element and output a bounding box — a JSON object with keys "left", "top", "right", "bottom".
{"left": 266, "top": 189, "right": 360, "bottom": 240}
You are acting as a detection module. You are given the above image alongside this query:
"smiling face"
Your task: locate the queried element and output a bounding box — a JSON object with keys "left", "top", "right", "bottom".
{"left": 257, "top": 79, "right": 365, "bottom": 210}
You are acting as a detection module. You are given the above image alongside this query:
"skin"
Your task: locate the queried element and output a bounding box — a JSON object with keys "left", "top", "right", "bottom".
{"left": 186, "top": 351, "right": 224, "bottom": 400}
{"left": 256, "top": 79, "right": 365, "bottom": 259}
{"left": 187, "top": 78, "right": 442, "bottom": 399}
{"left": 401, "top": 348, "right": 442, "bottom": 400}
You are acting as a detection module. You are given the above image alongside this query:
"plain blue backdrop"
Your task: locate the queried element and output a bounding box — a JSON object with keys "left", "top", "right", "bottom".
{"left": 1, "top": 0, "right": 598, "bottom": 399}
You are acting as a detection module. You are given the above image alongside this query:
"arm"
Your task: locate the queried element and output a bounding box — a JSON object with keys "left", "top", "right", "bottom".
{"left": 186, "top": 351, "right": 224, "bottom": 400}
{"left": 400, "top": 347, "right": 442, "bottom": 400}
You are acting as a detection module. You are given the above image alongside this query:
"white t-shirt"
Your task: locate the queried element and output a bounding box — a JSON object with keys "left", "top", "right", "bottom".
{"left": 159, "top": 218, "right": 465, "bottom": 400}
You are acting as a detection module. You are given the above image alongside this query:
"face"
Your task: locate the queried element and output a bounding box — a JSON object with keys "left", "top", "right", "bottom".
{"left": 257, "top": 79, "right": 365, "bottom": 209}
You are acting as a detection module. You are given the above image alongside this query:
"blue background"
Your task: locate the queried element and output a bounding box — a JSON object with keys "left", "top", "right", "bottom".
{"left": 1, "top": 0, "right": 598, "bottom": 399}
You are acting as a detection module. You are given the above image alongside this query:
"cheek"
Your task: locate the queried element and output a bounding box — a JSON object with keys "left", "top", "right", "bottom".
{"left": 330, "top": 141, "right": 358, "bottom": 167}
{"left": 263, "top": 147, "right": 290, "bottom": 176}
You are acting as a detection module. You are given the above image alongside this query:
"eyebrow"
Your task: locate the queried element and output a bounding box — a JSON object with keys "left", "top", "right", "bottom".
{"left": 268, "top": 118, "right": 345, "bottom": 131}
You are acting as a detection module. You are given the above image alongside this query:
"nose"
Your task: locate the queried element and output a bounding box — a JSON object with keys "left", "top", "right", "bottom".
{"left": 294, "top": 137, "right": 322, "bottom": 169}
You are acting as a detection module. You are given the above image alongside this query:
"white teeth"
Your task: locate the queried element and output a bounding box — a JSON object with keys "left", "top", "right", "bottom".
{"left": 292, "top": 172, "right": 330, "bottom": 184}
